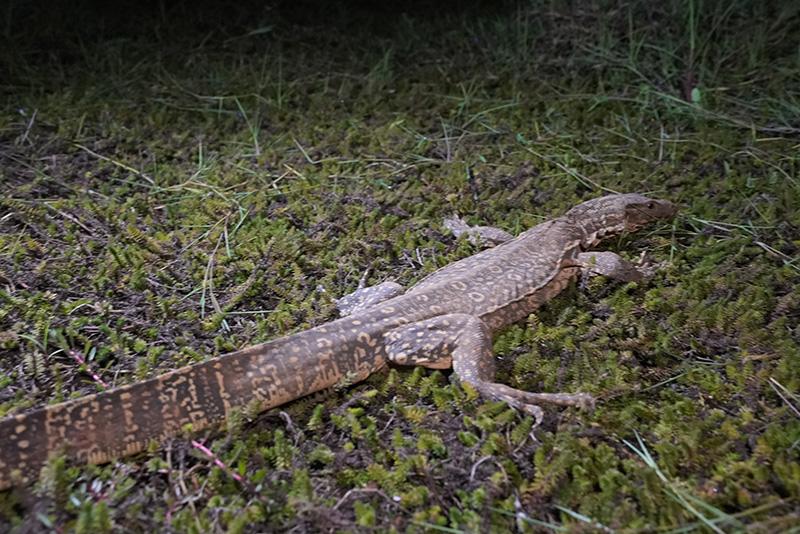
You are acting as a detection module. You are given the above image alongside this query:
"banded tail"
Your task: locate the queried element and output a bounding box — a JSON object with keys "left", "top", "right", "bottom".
{"left": 0, "top": 316, "right": 387, "bottom": 490}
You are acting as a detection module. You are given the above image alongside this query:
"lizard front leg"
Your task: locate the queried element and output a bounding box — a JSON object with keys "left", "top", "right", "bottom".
{"left": 576, "top": 251, "right": 666, "bottom": 282}
{"left": 385, "top": 314, "right": 594, "bottom": 425}
{"left": 577, "top": 251, "right": 643, "bottom": 282}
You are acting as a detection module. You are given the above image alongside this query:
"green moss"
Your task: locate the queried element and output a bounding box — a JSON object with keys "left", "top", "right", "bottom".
{"left": 307, "top": 444, "right": 334, "bottom": 467}
{"left": 353, "top": 500, "right": 376, "bottom": 527}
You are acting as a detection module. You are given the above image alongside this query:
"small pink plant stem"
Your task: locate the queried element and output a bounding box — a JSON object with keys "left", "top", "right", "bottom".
{"left": 191, "top": 440, "right": 268, "bottom": 503}
{"left": 191, "top": 440, "right": 246, "bottom": 483}
{"left": 70, "top": 350, "right": 110, "bottom": 389}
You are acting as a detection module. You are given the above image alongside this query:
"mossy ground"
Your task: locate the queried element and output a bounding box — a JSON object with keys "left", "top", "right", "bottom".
{"left": 1, "top": 0, "right": 799, "bottom": 532}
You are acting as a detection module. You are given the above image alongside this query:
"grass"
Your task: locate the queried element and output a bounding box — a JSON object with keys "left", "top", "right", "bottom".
{"left": 1, "top": 0, "right": 799, "bottom": 532}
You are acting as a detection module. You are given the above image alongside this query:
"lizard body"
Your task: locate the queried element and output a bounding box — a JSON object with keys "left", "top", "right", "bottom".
{"left": 0, "top": 193, "right": 677, "bottom": 490}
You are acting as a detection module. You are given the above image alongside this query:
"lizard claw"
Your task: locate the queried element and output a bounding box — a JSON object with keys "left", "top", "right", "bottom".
{"left": 572, "top": 393, "right": 595, "bottom": 413}
{"left": 520, "top": 403, "right": 544, "bottom": 426}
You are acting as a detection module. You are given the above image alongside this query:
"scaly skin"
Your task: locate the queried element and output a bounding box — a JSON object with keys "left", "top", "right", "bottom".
{"left": 0, "top": 193, "right": 677, "bottom": 490}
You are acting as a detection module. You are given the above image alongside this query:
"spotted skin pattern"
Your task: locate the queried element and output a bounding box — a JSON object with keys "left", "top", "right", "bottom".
{"left": 0, "top": 194, "right": 677, "bottom": 490}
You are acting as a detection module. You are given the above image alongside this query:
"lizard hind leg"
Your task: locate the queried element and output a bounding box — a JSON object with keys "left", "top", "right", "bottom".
{"left": 384, "top": 314, "right": 594, "bottom": 425}
{"left": 336, "top": 281, "right": 404, "bottom": 316}
{"left": 443, "top": 214, "right": 515, "bottom": 247}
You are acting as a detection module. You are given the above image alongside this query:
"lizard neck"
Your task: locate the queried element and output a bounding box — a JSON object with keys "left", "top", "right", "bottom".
{"left": 566, "top": 212, "right": 627, "bottom": 249}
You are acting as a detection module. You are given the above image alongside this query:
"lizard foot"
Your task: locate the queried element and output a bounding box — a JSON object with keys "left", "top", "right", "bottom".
{"left": 470, "top": 382, "right": 595, "bottom": 426}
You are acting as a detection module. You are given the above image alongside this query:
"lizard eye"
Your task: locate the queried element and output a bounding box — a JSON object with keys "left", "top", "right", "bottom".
{"left": 646, "top": 202, "right": 655, "bottom": 209}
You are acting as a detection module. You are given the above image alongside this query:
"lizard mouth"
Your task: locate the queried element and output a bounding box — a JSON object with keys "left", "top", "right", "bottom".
{"left": 627, "top": 199, "right": 678, "bottom": 228}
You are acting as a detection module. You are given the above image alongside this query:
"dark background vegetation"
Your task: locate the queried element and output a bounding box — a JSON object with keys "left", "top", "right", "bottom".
{"left": 1, "top": 0, "right": 799, "bottom": 532}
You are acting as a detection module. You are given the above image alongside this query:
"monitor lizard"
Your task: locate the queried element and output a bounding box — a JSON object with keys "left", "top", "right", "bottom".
{"left": 0, "top": 193, "right": 677, "bottom": 490}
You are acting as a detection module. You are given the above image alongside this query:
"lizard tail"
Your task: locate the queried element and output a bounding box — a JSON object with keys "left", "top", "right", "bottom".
{"left": 0, "top": 353, "right": 241, "bottom": 490}
{"left": 0, "top": 335, "right": 310, "bottom": 491}
{"left": 0, "top": 316, "right": 386, "bottom": 490}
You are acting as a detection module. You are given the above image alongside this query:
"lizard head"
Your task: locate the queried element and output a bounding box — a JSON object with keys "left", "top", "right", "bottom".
{"left": 567, "top": 193, "right": 678, "bottom": 247}
{"left": 620, "top": 194, "right": 678, "bottom": 230}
